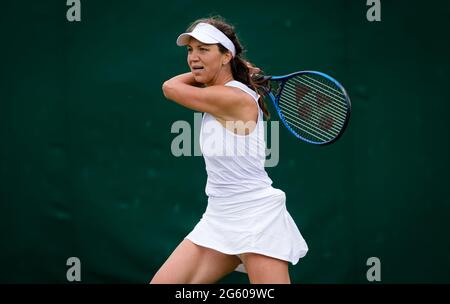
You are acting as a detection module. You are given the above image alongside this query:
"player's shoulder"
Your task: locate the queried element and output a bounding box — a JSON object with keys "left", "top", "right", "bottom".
{"left": 205, "top": 83, "right": 251, "bottom": 101}
{"left": 224, "top": 85, "right": 256, "bottom": 108}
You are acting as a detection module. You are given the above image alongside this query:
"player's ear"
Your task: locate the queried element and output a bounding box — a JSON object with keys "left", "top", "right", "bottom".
{"left": 222, "top": 51, "right": 232, "bottom": 65}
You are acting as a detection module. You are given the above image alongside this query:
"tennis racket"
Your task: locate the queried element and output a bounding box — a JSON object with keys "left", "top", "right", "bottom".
{"left": 255, "top": 71, "right": 351, "bottom": 145}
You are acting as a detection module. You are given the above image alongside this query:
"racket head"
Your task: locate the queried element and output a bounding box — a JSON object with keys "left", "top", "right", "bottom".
{"left": 266, "top": 71, "right": 351, "bottom": 145}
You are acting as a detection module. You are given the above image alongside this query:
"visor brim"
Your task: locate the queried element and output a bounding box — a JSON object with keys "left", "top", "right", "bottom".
{"left": 176, "top": 32, "right": 219, "bottom": 46}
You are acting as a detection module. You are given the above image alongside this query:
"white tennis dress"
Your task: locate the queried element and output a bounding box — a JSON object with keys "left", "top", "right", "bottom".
{"left": 185, "top": 80, "right": 308, "bottom": 273}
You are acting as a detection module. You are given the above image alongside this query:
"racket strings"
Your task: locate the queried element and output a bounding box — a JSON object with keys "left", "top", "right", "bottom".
{"left": 288, "top": 77, "right": 347, "bottom": 116}
{"left": 295, "top": 74, "right": 347, "bottom": 109}
{"left": 278, "top": 94, "right": 343, "bottom": 139}
{"left": 302, "top": 74, "right": 345, "bottom": 100}
{"left": 279, "top": 97, "right": 338, "bottom": 140}
{"left": 278, "top": 103, "right": 335, "bottom": 142}
{"left": 282, "top": 82, "right": 346, "bottom": 129}
{"left": 279, "top": 97, "right": 341, "bottom": 137}
{"left": 282, "top": 84, "right": 346, "bottom": 123}
{"left": 277, "top": 74, "right": 348, "bottom": 143}
{"left": 281, "top": 87, "right": 346, "bottom": 134}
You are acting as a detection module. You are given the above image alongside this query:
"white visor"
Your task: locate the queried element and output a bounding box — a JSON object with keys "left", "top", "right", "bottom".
{"left": 176, "top": 22, "right": 236, "bottom": 57}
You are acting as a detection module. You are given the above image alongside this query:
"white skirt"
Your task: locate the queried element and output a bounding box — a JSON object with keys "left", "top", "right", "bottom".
{"left": 185, "top": 187, "right": 308, "bottom": 273}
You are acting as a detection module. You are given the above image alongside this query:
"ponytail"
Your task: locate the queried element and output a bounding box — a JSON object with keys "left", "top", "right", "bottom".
{"left": 229, "top": 56, "right": 270, "bottom": 119}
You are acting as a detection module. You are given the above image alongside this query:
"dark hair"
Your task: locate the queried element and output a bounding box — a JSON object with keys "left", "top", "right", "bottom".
{"left": 186, "top": 16, "right": 271, "bottom": 119}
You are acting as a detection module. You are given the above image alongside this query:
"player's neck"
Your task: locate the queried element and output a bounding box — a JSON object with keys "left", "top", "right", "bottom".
{"left": 206, "top": 66, "right": 233, "bottom": 87}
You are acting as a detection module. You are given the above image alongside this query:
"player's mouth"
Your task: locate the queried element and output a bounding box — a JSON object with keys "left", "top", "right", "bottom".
{"left": 192, "top": 66, "right": 204, "bottom": 72}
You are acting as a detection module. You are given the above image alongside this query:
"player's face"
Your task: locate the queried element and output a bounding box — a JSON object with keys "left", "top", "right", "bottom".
{"left": 187, "top": 38, "right": 228, "bottom": 85}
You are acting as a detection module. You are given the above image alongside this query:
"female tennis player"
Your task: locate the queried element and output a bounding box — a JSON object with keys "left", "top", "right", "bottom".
{"left": 150, "top": 16, "right": 308, "bottom": 284}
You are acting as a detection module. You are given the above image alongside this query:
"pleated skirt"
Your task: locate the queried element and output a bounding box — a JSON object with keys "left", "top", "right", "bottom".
{"left": 185, "top": 187, "right": 308, "bottom": 273}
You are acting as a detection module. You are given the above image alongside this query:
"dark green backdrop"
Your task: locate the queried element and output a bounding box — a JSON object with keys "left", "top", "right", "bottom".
{"left": 1, "top": 0, "right": 449, "bottom": 283}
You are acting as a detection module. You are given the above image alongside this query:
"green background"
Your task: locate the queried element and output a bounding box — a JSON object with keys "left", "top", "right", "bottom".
{"left": 1, "top": 0, "right": 449, "bottom": 283}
